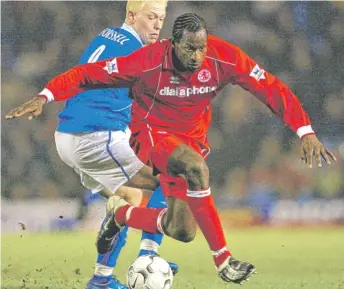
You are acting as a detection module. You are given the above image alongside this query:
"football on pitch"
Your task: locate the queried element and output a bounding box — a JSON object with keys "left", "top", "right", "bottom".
{"left": 127, "top": 255, "right": 174, "bottom": 289}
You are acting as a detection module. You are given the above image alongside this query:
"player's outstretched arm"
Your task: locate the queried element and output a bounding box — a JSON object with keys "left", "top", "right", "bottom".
{"left": 6, "top": 95, "right": 47, "bottom": 120}
{"left": 42, "top": 58, "right": 136, "bottom": 102}
{"left": 6, "top": 59, "right": 116, "bottom": 120}
{"left": 228, "top": 47, "right": 337, "bottom": 168}
{"left": 6, "top": 51, "right": 144, "bottom": 120}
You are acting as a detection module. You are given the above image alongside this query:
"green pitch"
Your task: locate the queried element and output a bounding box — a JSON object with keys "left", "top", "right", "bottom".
{"left": 2, "top": 227, "right": 344, "bottom": 289}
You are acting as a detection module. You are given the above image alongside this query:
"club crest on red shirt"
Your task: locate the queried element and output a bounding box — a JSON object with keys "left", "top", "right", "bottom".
{"left": 197, "top": 69, "right": 211, "bottom": 83}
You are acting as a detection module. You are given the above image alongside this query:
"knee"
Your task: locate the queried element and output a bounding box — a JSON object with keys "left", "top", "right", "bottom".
{"left": 163, "top": 220, "right": 196, "bottom": 243}
{"left": 170, "top": 226, "right": 196, "bottom": 243}
{"left": 114, "top": 186, "right": 143, "bottom": 206}
{"left": 184, "top": 160, "right": 209, "bottom": 188}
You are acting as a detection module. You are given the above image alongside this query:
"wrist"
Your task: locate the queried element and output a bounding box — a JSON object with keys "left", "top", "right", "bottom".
{"left": 34, "top": 95, "right": 48, "bottom": 104}
{"left": 301, "top": 132, "right": 316, "bottom": 140}
{"left": 37, "top": 88, "right": 54, "bottom": 103}
{"left": 296, "top": 125, "right": 315, "bottom": 139}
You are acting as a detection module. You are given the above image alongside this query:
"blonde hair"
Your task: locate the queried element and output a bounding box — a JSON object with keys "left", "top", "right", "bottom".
{"left": 125, "top": 0, "right": 168, "bottom": 22}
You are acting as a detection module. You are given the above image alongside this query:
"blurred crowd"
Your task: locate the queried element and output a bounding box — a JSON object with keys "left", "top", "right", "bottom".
{"left": 2, "top": 1, "right": 344, "bottom": 203}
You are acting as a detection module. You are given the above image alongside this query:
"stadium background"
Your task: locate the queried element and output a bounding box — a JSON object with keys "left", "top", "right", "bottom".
{"left": 2, "top": 1, "right": 344, "bottom": 230}
{"left": 2, "top": 2, "right": 344, "bottom": 289}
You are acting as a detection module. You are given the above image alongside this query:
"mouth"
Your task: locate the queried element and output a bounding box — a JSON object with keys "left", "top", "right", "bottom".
{"left": 188, "top": 63, "right": 200, "bottom": 70}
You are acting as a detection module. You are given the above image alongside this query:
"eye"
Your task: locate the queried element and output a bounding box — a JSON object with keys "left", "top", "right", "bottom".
{"left": 185, "top": 47, "right": 193, "bottom": 52}
{"left": 148, "top": 15, "right": 155, "bottom": 20}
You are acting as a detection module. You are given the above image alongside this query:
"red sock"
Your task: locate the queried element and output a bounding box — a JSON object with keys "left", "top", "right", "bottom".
{"left": 187, "top": 188, "right": 231, "bottom": 268}
{"left": 115, "top": 205, "right": 166, "bottom": 234}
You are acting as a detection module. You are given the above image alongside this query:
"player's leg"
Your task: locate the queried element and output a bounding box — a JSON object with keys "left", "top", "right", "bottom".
{"left": 96, "top": 187, "right": 180, "bottom": 276}
{"left": 136, "top": 186, "right": 179, "bottom": 274}
{"left": 92, "top": 185, "right": 181, "bottom": 286}
{"left": 84, "top": 131, "right": 180, "bottom": 273}
{"left": 67, "top": 175, "right": 133, "bottom": 288}
{"left": 166, "top": 144, "right": 256, "bottom": 283}
{"left": 98, "top": 134, "right": 256, "bottom": 284}
{"left": 89, "top": 187, "right": 144, "bottom": 289}
{"left": 161, "top": 195, "right": 196, "bottom": 242}
{"left": 103, "top": 178, "right": 194, "bottom": 244}
{"left": 94, "top": 170, "right": 179, "bottom": 282}
{"left": 97, "top": 135, "right": 202, "bottom": 244}
{"left": 55, "top": 131, "right": 133, "bottom": 289}
{"left": 121, "top": 164, "right": 159, "bottom": 191}
{"left": 105, "top": 183, "right": 179, "bottom": 274}
{"left": 93, "top": 186, "right": 140, "bottom": 287}
{"left": 137, "top": 187, "right": 165, "bottom": 253}
{"left": 109, "top": 186, "right": 143, "bottom": 206}
{"left": 97, "top": 190, "right": 193, "bottom": 278}
{"left": 96, "top": 136, "right": 200, "bottom": 245}
{"left": 56, "top": 130, "right": 177, "bottom": 285}
{"left": 101, "top": 193, "right": 196, "bottom": 243}
{"left": 116, "top": 132, "right": 180, "bottom": 273}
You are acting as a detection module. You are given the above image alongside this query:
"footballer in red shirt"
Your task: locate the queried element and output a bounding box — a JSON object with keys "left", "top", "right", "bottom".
{"left": 7, "top": 13, "right": 336, "bottom": 284}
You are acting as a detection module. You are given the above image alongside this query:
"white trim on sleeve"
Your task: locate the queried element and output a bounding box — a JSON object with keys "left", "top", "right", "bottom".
{"left": 38, "top": 88, "right": 54, "bottom": 103}
{"left": 296, "top": 125, "right": 315, "bottom": 139}
{"left": 186, "top": 188, "right": 211, "bottom": 198}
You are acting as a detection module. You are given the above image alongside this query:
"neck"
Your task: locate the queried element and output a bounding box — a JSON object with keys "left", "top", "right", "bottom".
{"left": 122, "top": 22, "right": 146, "bottom": 45}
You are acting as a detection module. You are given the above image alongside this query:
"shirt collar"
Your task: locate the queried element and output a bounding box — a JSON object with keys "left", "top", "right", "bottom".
{"left": 121, "top": 23, "right": 145, "bottom": 46}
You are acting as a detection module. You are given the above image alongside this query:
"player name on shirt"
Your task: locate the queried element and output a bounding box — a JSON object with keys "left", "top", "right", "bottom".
{"left": 99, "top": 28, "right": 130, "bottom": 45}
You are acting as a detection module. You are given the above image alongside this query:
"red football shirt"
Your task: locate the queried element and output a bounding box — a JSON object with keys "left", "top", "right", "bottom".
{"left": 41, "top": 34, "right": 313, "bottom": 139}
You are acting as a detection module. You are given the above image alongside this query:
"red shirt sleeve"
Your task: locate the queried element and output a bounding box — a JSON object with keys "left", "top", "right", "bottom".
{"left": 227, "top": 46, "right": 312, "bottom": 133}
{"left": 41, "top": 49, "right": 146, "bottom": 101}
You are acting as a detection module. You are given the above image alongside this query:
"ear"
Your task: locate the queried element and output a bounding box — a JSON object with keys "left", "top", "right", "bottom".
{"left": 127, "top": 11, "right": 136, "bottom": 25}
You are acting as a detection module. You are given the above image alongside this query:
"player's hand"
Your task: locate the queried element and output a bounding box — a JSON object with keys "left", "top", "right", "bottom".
{"left": 5, "top": 96, "right": 47, "bottom": 120}
{"left": 301, "top": 134, "right": 337, "bottom": 168}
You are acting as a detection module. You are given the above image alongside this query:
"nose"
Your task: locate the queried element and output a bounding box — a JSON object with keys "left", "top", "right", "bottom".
{"left": 154, "top": 19, "right": 162, "bottom": 30}
{"left": 192, "top": 50, "right": 203, "bottom": 63}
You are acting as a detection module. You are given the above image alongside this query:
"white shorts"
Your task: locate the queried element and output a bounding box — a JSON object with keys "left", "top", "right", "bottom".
{"left": 54, "top": 130, "right": 145, "bottom": 193}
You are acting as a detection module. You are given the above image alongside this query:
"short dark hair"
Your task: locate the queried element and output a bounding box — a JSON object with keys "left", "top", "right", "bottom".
{"left": 172, "top": 13, "right": 207, "bottom": 43}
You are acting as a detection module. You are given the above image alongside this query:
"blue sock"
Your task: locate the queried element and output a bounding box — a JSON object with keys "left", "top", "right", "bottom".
{"left": 139, "top": 186, "right": 166, "bottom": 255}
{"left": 96, "top": 226, "right": 129, "bottom": 268}
{"left": 92, "top": 192, "right": 129, "bottom": 280}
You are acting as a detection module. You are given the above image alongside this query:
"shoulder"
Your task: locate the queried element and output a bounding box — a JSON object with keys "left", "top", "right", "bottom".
{"left": 128, "top": 39, "right": 171, "bottom": 67}
{"left": 143, "top": 39, "right": 170, "bottom": 58}
{"left": 206, "top": 34, "right": 241, "bottom": 66}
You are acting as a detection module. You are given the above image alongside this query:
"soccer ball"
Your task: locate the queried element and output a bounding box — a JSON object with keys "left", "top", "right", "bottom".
{"left": 127, "top": 255, "right": 173, "bottom": 289}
